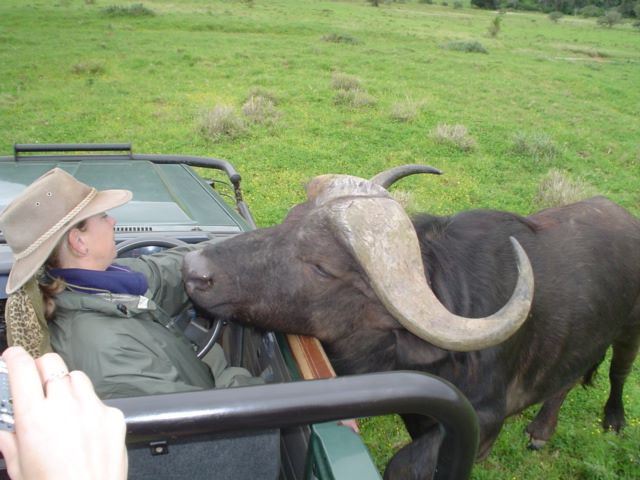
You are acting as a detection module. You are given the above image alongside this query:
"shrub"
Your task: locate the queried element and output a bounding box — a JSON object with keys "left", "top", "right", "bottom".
{"left": 390, "top": 190, "right": 418, "bottom": 212}
{"left": 331, "top": 72, "right": 362, "bottom": 91}
{"left": 578, "top": 5, "right": 603, "bottom": 17}
{"left": 634, "top": 20, "right": 640, "bottom": 29}
{"left": 597, "top": 9, "right": 623, "bottom": 28}
{"left": 471, "top": 0, "right": 499, "bottom": 7}
{"left": 487, "top": 15, "right": 502, "bottom": 38}
{"left": 442, "top": 40, "right": 488, "bottom": 53}
{"left": 321, "top": 33, "right": 360, "bottom": 45}
{"left": 102, "top": 4, "right": 155, "bottom": 16}
{"left": 245, "top": 87, "right": 279, "bottom": 105}
{"left": 242, "top": 95, "right": 281, "bottom": 125}
{"left": 390, "top": 99, "right": 426, "bottom": 122}
{"left": 419, "top": 0, "right": 434, "bottom": 3}
{"left": 534, "top": 169, "right": 596, "bottom": 209}
{"left": 511, "top": 132, "right": 559, "bottom": 162}
{"left": 548, "top": 11, "right": 563, "bottom": 22}
{"left": 197, "top": 105, "right": 246, "bottom": 142}
{"left": 334, "top": 89, "right": 376, "bottom": 108}
{"left": 431, "top": 124, "right": 476, "bottom": 152}
{"left": 71, "top": 62, "right": 105, "bottom": 75}
{"left": 453, "top": 0, "right": 464, "bottom": 8}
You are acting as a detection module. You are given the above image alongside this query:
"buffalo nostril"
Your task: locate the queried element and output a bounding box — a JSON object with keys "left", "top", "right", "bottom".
{"left": 185, "top": 272, "right": 213, "bottom": 293}
{"left": 183, "top": 252, "right": 214, "bottom": 292}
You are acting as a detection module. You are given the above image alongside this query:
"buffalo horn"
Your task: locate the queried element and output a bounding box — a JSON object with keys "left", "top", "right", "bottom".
{"left": 370, "top": 164, "right": 442, "bottom": 189}
{"left": 323, "top": 181, "right": 534, "bottom": 352}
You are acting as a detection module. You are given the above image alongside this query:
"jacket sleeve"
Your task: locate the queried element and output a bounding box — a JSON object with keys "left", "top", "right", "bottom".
{"left": 118, "top": 241, "right": 216, "bottom": 318}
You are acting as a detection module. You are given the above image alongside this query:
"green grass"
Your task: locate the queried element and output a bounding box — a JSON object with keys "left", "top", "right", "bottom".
{"left": 1, "top": 0, "right": 639, "bottom": 478}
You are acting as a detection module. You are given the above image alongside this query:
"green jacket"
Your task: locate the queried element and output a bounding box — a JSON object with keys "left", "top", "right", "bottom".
{"left": 49, "top": 244, "right": 247, "bottom": 399}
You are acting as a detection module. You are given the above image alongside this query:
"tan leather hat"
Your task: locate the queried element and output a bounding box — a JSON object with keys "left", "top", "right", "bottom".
{"left": 0, "top": 168, "right": 132, "bottom": 294}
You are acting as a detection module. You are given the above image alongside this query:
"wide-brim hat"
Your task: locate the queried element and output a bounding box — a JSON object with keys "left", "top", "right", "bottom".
{"left": 0, "top": 168, "right": 132, "bottom": 294}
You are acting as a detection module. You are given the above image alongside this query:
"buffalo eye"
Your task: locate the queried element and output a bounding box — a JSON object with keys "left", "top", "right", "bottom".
{"left": 311, "top": 263, "right": 335, "bottom": 279}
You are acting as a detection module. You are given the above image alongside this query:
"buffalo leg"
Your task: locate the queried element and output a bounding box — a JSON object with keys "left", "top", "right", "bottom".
{"left": 525, "top": 385, "right": 571, "bottom": 450}
{"left": 384, "top": 423, "right": 443, "bottom": 480}
{"left": 603, "top": 323, "right": 640, "bottom": 432}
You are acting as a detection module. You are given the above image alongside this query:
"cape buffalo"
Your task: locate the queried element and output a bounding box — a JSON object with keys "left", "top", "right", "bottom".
{"left": 183, "top": 167, "right": 640, "bottom": 480}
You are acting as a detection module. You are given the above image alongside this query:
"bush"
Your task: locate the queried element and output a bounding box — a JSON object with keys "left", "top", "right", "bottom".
{"left": 102, "top": 3, "right": 155, "bottom": 17}
{"left": 431, "top": 124, "right": 476, "bottom": 152}
{"left": 390, "top": 99, "right": 426, "bottom": 122}
{"left": 197, "top": 105, "right": 246, "bottom": 142}
{"left": 453, "top": 0, "right": 464, "bottom": 8}
{"left": 442, "top": 40, "right": 488, "bottom": 53}
{"left": 597, "top": 9, "right": 623, "bottom": 27}
{"left": 548, "top": 11, "right": 563, "bottom": 22}
{"left": 487, "top": 15, "right": 502, "bottom": 38}
{"left": 331, "top": 72, "right": 362, "bottom": 91}
{"left": 334, "top": 89, "right": 376, "bottom": 108}
{"left": 245, "top": 87, "right": 279, "bottom": 105}
{"left": 242, "top": 95, "right": 281, "bottom": 125}
{"left": 534, "top": 169, "right": 596, "bottom": 209}
{"left": 471, "top": 0, "right": 499, "bottom": 8}
{"left": 578, "top": 5, "right": 603, "bottom": 17}
{"left": 321, "top": 33, "right": 361, "bottom": 45}
{"left": 71, "top": 62, "right": 105, "bottom": 75}
{"left": 511, "top": 132, "right": 559, "bottom": 162}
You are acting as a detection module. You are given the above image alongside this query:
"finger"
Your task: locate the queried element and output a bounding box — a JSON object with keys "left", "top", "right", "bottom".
{"left": 2, "top": 346, "right": 45, "bottom": 413}
{"left": 36, "top": 353, "right": 71, "bottom": 397}
{"left": 0, "top": 431, "right": 20, "bottom": 480}
{"left": 67, "top": 370, "right": 101, "bottom": 402}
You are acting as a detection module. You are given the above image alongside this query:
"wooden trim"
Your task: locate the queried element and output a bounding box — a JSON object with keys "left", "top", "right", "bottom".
{"left": 286, "top": 334, "right": 336, "bottom": 380}
{"left": 286, "top": 334, "right": 360, "bottom": 433}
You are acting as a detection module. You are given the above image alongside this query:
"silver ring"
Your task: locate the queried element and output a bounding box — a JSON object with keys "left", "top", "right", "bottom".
{"left": 44, "top": 370, "right": 70, "bottom": 390}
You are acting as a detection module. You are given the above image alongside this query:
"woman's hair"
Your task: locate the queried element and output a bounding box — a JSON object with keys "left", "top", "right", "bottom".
{"left": 40, "top": 219, "right": 88, "bottom": 321}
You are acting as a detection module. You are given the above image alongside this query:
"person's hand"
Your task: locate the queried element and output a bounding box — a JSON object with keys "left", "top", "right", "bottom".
{"left": 0, "top": 346, "right": 128, "bottom": 480}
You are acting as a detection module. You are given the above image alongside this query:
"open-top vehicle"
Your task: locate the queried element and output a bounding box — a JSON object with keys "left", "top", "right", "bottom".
{"left": 0, "top": 144, "right": 478, "bottom": 480}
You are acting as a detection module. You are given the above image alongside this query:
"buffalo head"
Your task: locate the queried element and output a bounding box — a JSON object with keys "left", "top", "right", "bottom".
{"left": 183, "top": 172, "right": 533, "bottom": 352}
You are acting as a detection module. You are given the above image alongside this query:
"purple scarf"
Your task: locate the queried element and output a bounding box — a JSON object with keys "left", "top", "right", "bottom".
{"left": 48, "top": 264, "right": 149, "bottom": 295}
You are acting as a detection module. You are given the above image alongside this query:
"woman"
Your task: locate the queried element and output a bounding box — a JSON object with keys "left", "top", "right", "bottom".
{"left": 0, "top": 168, "right": 257, "bottom": 399}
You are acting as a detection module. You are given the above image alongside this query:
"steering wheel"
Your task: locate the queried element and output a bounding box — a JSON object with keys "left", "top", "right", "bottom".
{"left": 116, "top": 236, "right": 224, "bottom": 358}
{"left": 116, "top": 236, "right": 188, "bottom": 256}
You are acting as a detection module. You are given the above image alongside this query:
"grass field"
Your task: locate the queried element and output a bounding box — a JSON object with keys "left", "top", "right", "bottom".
{"left": 1, "top": 0, "right": 639, "bottom": 478}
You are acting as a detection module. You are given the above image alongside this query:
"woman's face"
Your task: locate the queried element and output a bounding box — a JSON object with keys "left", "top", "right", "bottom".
{"left": 81, "top": 213, "right": 117, "bottom": 270}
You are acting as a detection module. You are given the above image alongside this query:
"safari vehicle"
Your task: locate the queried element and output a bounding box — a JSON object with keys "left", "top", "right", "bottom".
{"left": 0, "top": 144, "right": 478, "bottom": 480}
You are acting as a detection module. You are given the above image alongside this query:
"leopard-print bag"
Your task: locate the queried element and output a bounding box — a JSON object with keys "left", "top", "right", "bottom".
{"left": 4, "top": 276, "right": 52, "bottom": 358}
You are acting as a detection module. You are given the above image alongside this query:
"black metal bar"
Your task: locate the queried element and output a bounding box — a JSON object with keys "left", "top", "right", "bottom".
{"left": 14, "top": 143, "right": 132, "bottom": 156}
{"left": 3, "top": 143, "right": 259, "bottom": 227}
{"left": 106, "top": 371, "right": 479, "bottom": 480}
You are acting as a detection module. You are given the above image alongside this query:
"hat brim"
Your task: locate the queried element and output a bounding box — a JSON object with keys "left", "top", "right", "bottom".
{"left": 6, "top": 189, "right": 132, "bottom": 295}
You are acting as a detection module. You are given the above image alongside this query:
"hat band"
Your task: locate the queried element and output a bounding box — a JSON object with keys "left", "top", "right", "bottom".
{"left": 13, "top": 188, "right": 98, "bottom": 261}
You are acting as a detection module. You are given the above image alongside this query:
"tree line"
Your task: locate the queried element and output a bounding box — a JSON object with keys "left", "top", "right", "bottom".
{"left": 471, "top": 0, "right": 639, "bottom": 16}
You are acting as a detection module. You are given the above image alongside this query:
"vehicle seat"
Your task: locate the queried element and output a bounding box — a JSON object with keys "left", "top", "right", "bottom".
{"left": 127, "top": 429, "right": 281, "bottom": 480}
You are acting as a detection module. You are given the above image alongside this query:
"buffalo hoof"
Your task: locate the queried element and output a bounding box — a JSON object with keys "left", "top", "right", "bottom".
{"left": 603, "top": 413, "right": 625, "bottom": 433}
{"left": 526, "top": 436, "right": 547, "bottom": 450}
{"left": 525, "top": 423, "right": 549, "bottom": 450}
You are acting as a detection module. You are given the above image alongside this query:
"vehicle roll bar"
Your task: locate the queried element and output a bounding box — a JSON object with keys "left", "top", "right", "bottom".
{"left": 7, "top": 143, "right": 257, "bottom": 228}
{"left": 107, "top": 371, "right": 479, "bottom": 480}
